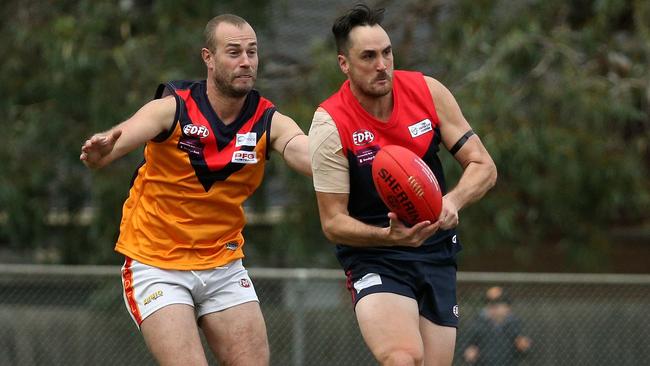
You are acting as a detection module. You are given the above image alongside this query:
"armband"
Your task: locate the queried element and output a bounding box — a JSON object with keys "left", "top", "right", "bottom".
{"left": 449, "top": 130, "right": 475, "bottom": 155}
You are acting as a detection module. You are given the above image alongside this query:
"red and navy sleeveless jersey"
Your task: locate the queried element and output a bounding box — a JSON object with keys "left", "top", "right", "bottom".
{"left": 115, "top": 80, "right": 275, "bottom": 270}
{"left": 320, "top": 71, "right": 460, "bottom": 264}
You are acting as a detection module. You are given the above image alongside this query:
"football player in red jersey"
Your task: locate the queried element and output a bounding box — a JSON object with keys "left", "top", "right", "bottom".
{"left": 81, "top": 14, "right": 309, "bottom": 366}
{"left": 309, "top": 4, "right": 496, "bottom": 365}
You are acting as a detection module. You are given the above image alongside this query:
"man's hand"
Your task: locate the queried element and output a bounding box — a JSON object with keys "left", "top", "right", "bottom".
{"left": 385, "top": 212, "right": 440, "bottom": 247}
{"left": 80, "top": 129, "right": 123, "bottom": 169}
{"left": 436, "top": 195, "right": 460, "bottom": 230}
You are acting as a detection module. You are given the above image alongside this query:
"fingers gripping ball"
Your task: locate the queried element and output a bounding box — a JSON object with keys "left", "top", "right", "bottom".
{"left": 371, "top": 145, "right": 442, "bottom": 226}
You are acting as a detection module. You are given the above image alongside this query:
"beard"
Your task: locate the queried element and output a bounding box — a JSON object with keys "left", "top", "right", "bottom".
{"left": 213, "top": 70, "right": 256, "bottom": 98}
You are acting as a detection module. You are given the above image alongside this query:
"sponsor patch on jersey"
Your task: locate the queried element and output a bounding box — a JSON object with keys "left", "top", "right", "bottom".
{"left": 178, "top": 139, "right": 203, "bottom": 156}
{"left": 231, "top": 150, "right": 258, "bottom": 164}
{"left": 183, "top": 124, "right": 210, "bottom": 139}
{"left": 353, "top": 273, "right": 382, "bottom": 293}
{"left": 352, "top": 129, "right": 375, "bottom": 146}
{"left": 408, "top": 119, "right": 433, "bottom": 138}
{"left": 236, "top": 132, "right": 257, "bottom": 147}
{"left": 225, "top": 242, "right": 239, "bottom": 251}
{"left": 355, "top": 146, "right": 380, "bottom": 167}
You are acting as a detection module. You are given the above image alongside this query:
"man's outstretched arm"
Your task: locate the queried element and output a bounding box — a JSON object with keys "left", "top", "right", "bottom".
{"left": 80, "top": 96, "right": 176, "bottom": 169}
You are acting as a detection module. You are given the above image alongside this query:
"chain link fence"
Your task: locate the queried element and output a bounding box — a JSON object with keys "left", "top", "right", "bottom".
{"left": 0, "top": 265, "right": 648, "bottom": 365}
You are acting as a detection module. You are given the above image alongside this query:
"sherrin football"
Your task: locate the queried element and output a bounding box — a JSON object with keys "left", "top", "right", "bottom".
{"left": 371, "top": 145, "right": 442, "bottom": 226}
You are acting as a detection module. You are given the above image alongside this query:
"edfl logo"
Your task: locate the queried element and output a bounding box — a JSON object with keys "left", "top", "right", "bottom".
{"left": 183, "top": 124, "right": 210, "bottom": 138}
{"left": 352, "top": 129, "right": 374, "bottom": 146}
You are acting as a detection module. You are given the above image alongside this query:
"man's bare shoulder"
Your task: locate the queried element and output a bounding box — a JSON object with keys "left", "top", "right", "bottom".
{"left": 145, "top": 95, "right": 177, "bottom": 115}
{"left": 423, "top": 76, "right": 448, "bottom": 97}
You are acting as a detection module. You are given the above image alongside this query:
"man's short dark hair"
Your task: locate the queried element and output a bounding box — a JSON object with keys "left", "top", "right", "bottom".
{"left": 204, "top": 14, "right": 249, "bottom": 52}
{"left": 332, "top": 4, "right": 385, "bottom": 55}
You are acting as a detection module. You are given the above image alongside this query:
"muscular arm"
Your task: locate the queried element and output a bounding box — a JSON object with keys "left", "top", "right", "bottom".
{"left": 310, "top": 108, "right": 438, "bottom": 247}
{"left": 80, "top": 96, "right": 176, "bottom": 169}
{"left": 315, "top": 191, "right": 439, "bottom": 247}
{"left": 425, "top": 77, "right": 497, "bottom": 228}
{"left": 269, "top": 111, "right": 311, "bottom": 176}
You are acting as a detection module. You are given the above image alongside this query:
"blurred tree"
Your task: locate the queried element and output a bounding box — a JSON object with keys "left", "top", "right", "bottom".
{"left": 0, "top": 0, "right": 272, "bottom": 264}
{"left": 390, "top": 0, "right": 650, "bottom": 271}
{"left": 0, "top": 0, "right": 647, "bottom": 271}
{"left": 262, "top": 0, "right": 650, "bottom": 271}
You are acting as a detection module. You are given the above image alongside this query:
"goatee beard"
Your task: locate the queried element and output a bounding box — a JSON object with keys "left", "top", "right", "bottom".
{"left": 214, "top": 77, "right": 252, "bottom": 98}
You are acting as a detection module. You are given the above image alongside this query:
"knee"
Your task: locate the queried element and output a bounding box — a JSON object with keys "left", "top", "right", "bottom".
{"left": 378, "top": 349, "right": 424, "bottom": 366}
{"left": 219, "top": 341, "right": 269, "bottom": 366}
{"left": 219, "top": 344, "right": 269, "bottom": 366}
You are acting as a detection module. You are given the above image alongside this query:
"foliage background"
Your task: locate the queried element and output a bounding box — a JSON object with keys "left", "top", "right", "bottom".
{"left": 0, "top": 0, "right": 648, "bottom": 272}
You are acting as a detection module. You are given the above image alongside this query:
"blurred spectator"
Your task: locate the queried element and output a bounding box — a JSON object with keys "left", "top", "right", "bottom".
{"left": 462, "top": 286, "right": 532, "bottom": 365}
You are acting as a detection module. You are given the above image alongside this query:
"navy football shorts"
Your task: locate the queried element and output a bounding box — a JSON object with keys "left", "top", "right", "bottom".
{"left": 344, "top": 257, "right": 459, "bottom": 327}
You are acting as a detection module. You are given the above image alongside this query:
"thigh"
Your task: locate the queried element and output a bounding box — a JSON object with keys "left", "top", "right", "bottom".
{"left": 420, "top": 316, "right": 456, "bottom": 366}
{"left": 199, "top": 301, "right": 269, "bottom": 366}
{"left": 356, "top": 292, "right": 424, "bottom": 361}
{"left": 122, "top": 258, "right": 206, "bottom": 365}
{"left": 194, "top": 259, "right": 267, "bottom": 365}
{"left": 140, "top": 304, "right": 208, "bottom": 366}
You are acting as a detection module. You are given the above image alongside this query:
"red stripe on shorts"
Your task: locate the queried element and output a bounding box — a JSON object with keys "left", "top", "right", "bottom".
{"left": 345, "top": 270, "right": 356, "bottom": 303}
{"left": 122, "top": 257, "right": 142, "bottom": 325}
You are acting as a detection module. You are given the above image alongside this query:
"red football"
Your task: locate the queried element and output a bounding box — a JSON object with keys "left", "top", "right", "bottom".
{"left": 372, "top": 145, "right": 442, "bottom": 226}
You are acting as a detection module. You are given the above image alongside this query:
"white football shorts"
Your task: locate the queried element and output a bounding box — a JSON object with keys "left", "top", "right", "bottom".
{"left": 120, "top": 257, "right": 259, "bottom": 328}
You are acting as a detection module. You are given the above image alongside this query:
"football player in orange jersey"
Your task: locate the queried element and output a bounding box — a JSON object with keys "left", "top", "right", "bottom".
{"left": 81, "top": 14, "right": 309, "bottom": 366}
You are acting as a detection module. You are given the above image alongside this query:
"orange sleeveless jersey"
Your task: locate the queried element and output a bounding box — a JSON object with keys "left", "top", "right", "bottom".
{"left": 115, "top": 80, "right": 276, "bottom": 270}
